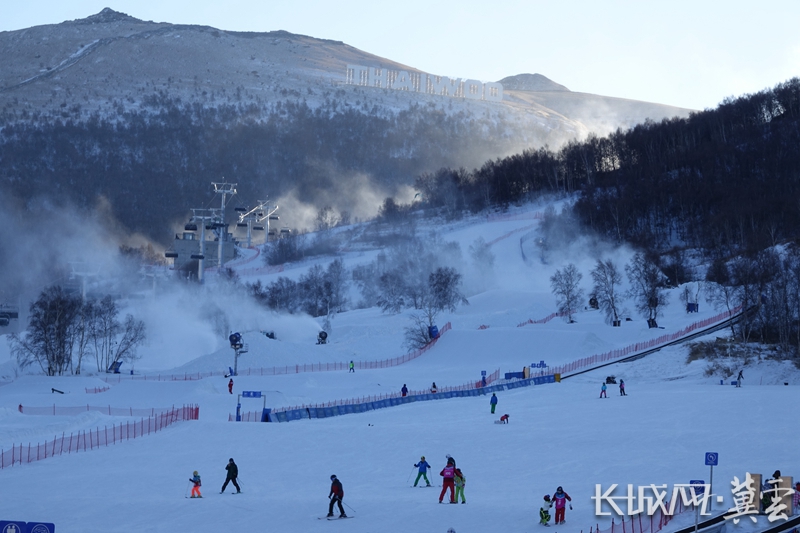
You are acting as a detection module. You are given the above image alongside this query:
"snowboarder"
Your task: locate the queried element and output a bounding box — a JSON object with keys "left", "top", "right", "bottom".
{"left": 540, "top": 494, "right": 553, "bottom": 526}
{"left": 401, "top": 384, "right": 408, "bottom": 397}
{"left": 439, "top": 457, "right": 456, "bottom": 503}
{"left": 327, "top": 474, "right": 346, "bottom": 518}
{"left": 220, "top": 458, "right": 241, "bottom": 493}
{"left": 490, "top": 393, "right": 498, "bottom": 413}
{"left": 499, "top": 414, "right": 510, "bottom": 424}
{"left": 600, "top": 382, "right": 607, "bottom": 398}
{"left": 454, "top": 467, "right": 466, "bottom": 503}
{"left": 228, "top": 378, "right": 233, "bottom": 394}
{"left": 189, "top": 470, "right": 202, "bottom": 498}
{"left": 619, "top": 380, "right": 627, "bottom": 396}
{"left": 737, "top": 370, "right": 743, "bottom": 387}
{"left": 413, "top": 456, "right": 432, "bottom": 487}
{"left": 431, "top": 382, "right": 438, "bottom": 394}
{"left": 349, "top": 361, "right": 355, "bottom": 373}
{"left": 552, "top": 486, "right": 572, "bottom": 524}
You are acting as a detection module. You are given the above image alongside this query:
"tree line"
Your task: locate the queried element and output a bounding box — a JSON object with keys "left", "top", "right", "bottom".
{"left": 9, "top": 288, "right": 146, "bottom": 376}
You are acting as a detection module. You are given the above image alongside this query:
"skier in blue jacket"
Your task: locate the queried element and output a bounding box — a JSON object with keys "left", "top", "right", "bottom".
{"left": 413, "top": 456, "right": 432, "bottom": 487}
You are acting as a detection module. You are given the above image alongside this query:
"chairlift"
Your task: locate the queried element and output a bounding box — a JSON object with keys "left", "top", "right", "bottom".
{"left": 236, "top": 223, "right": 248, "bottom": 228}
{"left": 184, "top": 223, "right": 197, "bottom": 231}
{"left": 234, "top": 206, "right": 247, "bottom": 212}
{"left": 253, "top": 225, "right": 264, "bottom": 231}
{"left": 0, "top": 315, "right": 9, "bottom": 327}
{"left": 205, "top": 224, "right": 214, "bottom": 230}
{"left": 213, "top": 222, "right": 226, "bottom": 229}
{"left": 268, "top": 230, "right": 276, "bottom": 236}
{"left": 165, "top": 251, "right": 178, "bottom": 258}
{"left": 256, "top": 212, "right": 264, "bottom": 217}
{"left": 191, "top": 254, "right": 205, "bottom": 260}
{"left": 269, "top": 215, "right": 280, "bottom": 220}
{"left": 280, "top": 227, "right": 291, "bottom": 235}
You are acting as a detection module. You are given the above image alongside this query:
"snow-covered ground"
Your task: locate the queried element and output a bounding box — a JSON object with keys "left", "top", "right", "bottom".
{"left": 0, "top": 205, "right": 797, "bottom": 533}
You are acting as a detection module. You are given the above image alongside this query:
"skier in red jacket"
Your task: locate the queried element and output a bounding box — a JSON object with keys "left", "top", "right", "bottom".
{"left": 552, "top": 486, "right": 572, "bottom": 524}
{"left": 439, "top": 457, "right": 456, "bottom": 503}
{"left": 327, "top": 475, "right": 346, "bottom": 518}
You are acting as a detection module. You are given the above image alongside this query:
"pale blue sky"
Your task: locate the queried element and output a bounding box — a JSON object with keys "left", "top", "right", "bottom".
{"left": 2, "top": 0, "right": 798, "bottom": 110}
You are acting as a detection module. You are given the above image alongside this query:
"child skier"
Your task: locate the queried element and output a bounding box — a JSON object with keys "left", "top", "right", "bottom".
{"left": 540, "top": 494, "right": 553, "bottom": 526}
{"left": 189, "top": 470, "right": 202, "bottom": 498}
{"left": 600, "top": 382, "right": 607, "bottom": 398}
{"left": 414, "top": 456, "right": 432, "bottom": 487}
{"left": 454, "top": 467, "right": 466, "bottom": 504}
{"left": 619, "top": 379, "right": 627, "bottom": 396}
{"left": 500, "top": 414, "right": 510, "bottom": 424}
{"left": 552, "top": 486, "right": 572, "bottom": 524}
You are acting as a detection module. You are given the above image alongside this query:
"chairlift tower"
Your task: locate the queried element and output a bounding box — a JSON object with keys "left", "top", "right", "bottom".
{"left": 237, "top": 199, "right": 279, "bottom": 247}
{"left": 212, "top": 181, "right": 237, "bottom": 270}
{"left": 187, "top": 208, "right": 221, "bottom": 283}
{"left": 68, "top": 262, "right": 99, "bottom": 301}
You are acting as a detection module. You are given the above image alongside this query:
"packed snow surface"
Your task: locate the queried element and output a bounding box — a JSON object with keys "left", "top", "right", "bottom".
{"left": 0, "top": 206, "right": 796, "bottom": 533}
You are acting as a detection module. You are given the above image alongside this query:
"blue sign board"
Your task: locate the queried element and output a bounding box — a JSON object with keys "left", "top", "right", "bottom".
{"left": 242, "top": 391, "right": 262, "bottom": 398}
{"left": 704, "top": 452, "right": 718, "bottom": 466}
{"left": 0, "top": 523, "right": 55, "bottom": 533}
{"left": 689, "top": 480, "right": 706, "bottom": 495}
{"left": 531, "top": 360, "right": 547, "bottom": 368}
{"left": 27, "top": 524, "right": 56, "bottom": 533}
{"left": 481, "top": 370, "right": 486, "bottom": 376}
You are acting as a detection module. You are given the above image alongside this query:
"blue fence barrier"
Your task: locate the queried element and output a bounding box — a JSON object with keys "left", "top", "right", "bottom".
{"left": 268, "top": 375, "right": 556, "bottom": 423}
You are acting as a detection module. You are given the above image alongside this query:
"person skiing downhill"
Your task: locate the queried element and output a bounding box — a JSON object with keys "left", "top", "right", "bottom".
{"left": 439, "top": 457, "right": 456, "bottom": 503}
{"left": 220, "top": 458, "right": 241, "bottom": 493}
{"left": 189, "top": 470, "right": 202, "bottom": 498}
{"left": 540, "top": 494, "right": 553, "bottom": 526}
{"left": 600, "top": 382, "right": 607, "bottom": 398}
{"left": 490, "top": 393, "right": 498, "bottom": 413}
{"left": 327, "top": 475, "right": 346, "bottom": 518}
{"left": 552, "top": 486, "right": 572, "bottom": 524}
{"left": 414, "top": 456, "right": 432, "bottom": 487}
{"left": 349, "top": 361, "right": 355, "bottom": 373}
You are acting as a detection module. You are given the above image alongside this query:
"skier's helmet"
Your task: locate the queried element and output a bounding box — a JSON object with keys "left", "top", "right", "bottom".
{"left": 557, "top": 486, "right": 563, "bottom": 492}
{"left": 193, "top": 470, "right": 198, "bottom": 476}
{"left": 544, "top": 494, "right": 550, "bottom": 500}
{"left": 421, "top": 456, "right": 425, "bottom": 460}
{"left": 331, "top": 474, "right": 337, "bottom": 480}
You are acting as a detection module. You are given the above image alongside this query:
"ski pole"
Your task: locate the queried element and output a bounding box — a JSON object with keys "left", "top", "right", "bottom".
{"left": 343, "top": 501, "right": 356, "bottom": 514}
{"left": 406, "top": 467, "right": 415, "bottom": 483}
{"left": 184, "top": 481, "right": 191, "bottom": 498}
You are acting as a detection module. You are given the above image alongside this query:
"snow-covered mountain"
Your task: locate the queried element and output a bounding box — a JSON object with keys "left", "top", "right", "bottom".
{"left": 0, "top": 8, "right": 691, "bottom": 141}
